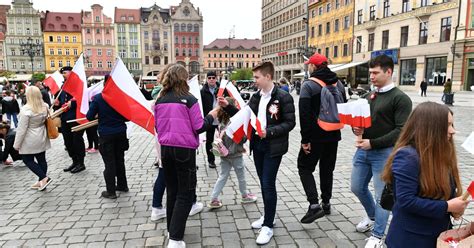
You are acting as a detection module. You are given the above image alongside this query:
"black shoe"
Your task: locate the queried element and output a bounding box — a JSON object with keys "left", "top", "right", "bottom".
{"left": 300, "top": 204, "right": 325, "bottom": 224}
{"left": 70, "top": 165, "right": 86, "bottom": 174}
{"left": 322, "top": 202, "right": 331, "bottom": 215}
{"left": 116, "top": 187, "right": 129, "bottom": 192}
{"left": 208, "top": 162, "right": 216, "bottom": 168}
{"left": 101, "top": 191, "right": 117, "bottom": 199}
{"left": 63, "top": 163, "right": 76, "bottom": 172}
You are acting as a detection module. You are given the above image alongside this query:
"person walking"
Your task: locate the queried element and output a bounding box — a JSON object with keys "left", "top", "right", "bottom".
{"left": 154, "top": 64, "right": 217, "bottom": 248}
{"left": 200, "top": 71, "right": 219, "bottom": 168}
{"left": 350, "top": 55, "right": 412, "bottom": 248}
{"left": 13, "top": 86, "right": 52, "bottom": 191}
{"left": 382, "top": 102, "right": 469, "bottom": 247}
{"left": 420, "top": 80, "right": 427, "bottom": 97}
{"left": 219, "top": 61, "right": 296, "bottom": 245}
{"left": 297, "top": 53, "right": 347, "bottom": 224}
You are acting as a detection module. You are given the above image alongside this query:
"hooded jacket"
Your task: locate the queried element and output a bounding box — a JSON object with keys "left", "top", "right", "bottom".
{"left": 1, "top": 96, "right": 20, "bottom": 114}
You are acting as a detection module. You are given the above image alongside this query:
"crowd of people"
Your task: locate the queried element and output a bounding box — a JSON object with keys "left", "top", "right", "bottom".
{"left": 0, "top": 53, "right": 471, "bottom": 248}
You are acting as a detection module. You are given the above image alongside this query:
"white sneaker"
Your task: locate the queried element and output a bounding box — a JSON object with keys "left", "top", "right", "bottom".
{"left": 251, "top": 216, "right": 276, "bottom": 229}
{"left": 356, "top": 217, "right": 374, "bottom": 233}
{"left": 256, "top": 226, "right": 273, "bottom": 245}
{"left": 364, "top": 236, "right": 383, "bottom": 248}
{"left": 189, "top": 202, "right": 204, "bottom": 216}
{"left": 167, "top": 239, "right": 186, "bottom": 248}
{"left": 151, "top": 207, "right": 166, "bottom": 221}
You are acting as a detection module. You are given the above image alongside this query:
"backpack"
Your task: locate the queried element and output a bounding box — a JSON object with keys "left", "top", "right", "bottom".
{"left": 309, "top": 77, "right": 345, "bottom": 131}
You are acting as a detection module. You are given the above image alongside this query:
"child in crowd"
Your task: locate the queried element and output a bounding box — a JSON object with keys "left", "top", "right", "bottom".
{"left": 0, "top": 121, "right": 21, "bottom": 166}
{"left": 154, "top": 64, "right": 217, "bottom": 248}
{"left": 208, "top": 97, "right": 257, "bottom": 209}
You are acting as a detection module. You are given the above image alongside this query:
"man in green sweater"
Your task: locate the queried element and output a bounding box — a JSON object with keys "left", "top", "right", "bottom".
{"left": 351, "top": 55, "right": 412, "bottom": 248}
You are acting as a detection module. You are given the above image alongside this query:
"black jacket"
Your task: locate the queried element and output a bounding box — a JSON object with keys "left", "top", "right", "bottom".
{"left": 0, "top": 129, "right": 21, "bottom": 162}
{"left": 299, "top": 67, "right": 347, "bottom": 144}
{"left": 225, "top": 85, "right": 296, "bottom": 157}
{"left": 1, "top": 96, "right": 20, "bottom": 114}
{"left": 41, "top": 88, "right": 51, "bottom": 107}
{"left": 200, "top": 83, "right": 219, "bottom": 116}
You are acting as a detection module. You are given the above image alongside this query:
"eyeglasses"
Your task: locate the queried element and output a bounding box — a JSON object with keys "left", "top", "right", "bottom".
{"left": 207, "top": 77, "right": 216, "bottom": 80}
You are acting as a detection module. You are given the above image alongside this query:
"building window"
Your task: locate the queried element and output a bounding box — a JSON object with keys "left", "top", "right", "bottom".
{"left": 66, "top": 61, "right": 70, "bottom": 67}
{"left": 95, "top": 16, "right": 100, "bottom": 22}
{"left": 357, "top": 10, "right": 363, "bottom": 24}
{"left": 383, "top": 0, "right": 390, "bottom": 18}
{"left": 382, "top": 30, "right": 389, "bottom": 49}
{"left": 326, "top": 3, "right": 331, "bottom": 12}
{"left": 145, "top": 56, "right": 149, "bottom": 65}
{"left": 343, "top": 44, "right": 349, "bottom": 56}
{"left": 58, "top": 60, "right": 63, "bottom": 68}
{"left": 50, "top": 61, "right": 54, "bottom": 68}
{"left": 400, "top": 59, "right": 417, "bottom": 85}
{"left": 65, "top": 36, "right": 69, "bottom": 43}
{"left": 97, "top": 61, "right": 102, "bottom": 68}
{"left": 145, "top": 43, "right": 149, "bottom": 51}
{"left": 57, "top": 36, "right": 61, "bottom": 43}
{"left": 65, "top": 49, "right": 70, "bottom": 55}
{"left": 335, "top": 0, "right": 340, "bottom": 9}
{"left": 73, "top": 36, "right": 77, "bottom": 43}
{"left": 74, "top": 49, "right": 78, "bottom": 56}
{"left": 87, "top": 61, "right": 92, "bottom": 68}
{"left": 344, "top": 16, "right": 350, "bottom": 29}
{"left": 107, "top": 61, "right": 112, "bottom": 68}
{"left": 368, "top": 33, "right": 375, "bottom": 51}
{"left": 98, "top": 49, "right": 102, "bottom": 56}
{"left": 49, "top": 48, "right": 54, "bottom": 55}
{"left": 96, "top": 28, "right": 100, "bottom": 34}
{"left": 326, "top": 22, "right": 330, "bottom": 34}
{"left": 164, "top": 57, "right": 168, "bottom": 65}
{"left": 176, "top": 49, "right": 179, "bottom": 56}
{"left": 97, "top": 39, "right": 101, "bottom": 44}
{"left": 440, "top": 17, "right": 452, "bottom": 42}
{"left": 356, "top": 36, "right": 362, "bottom": 53}
{"left": 318, "top": 7, "right": 323, "bottom": 15}
{"left": 164, "top": 31, "right": 168, "bottom": 39}
{"left": 334, "top": 19, "right": 339, "bottom": 32}
{"left": 318, "top": 24, "right": 322, "bottom": 36}
{"left": 370, "top": 5, "right": 376, "bottom": 20}
{"left": 425, "top": 57, "right": 447, "bottom": 85}
{"left": 311, "top": 26, "right": 315, "bottom": 38}
{"left": 333, "top": 46, "right": 338, "bottom": 58}
{"left": 325, "top": 47, "right": 330, "bottom": 58}
{"left": 402, "top": 0, "right": 410, "bottom": 13}
{"left": 400, "top": 26, "right": 409, "bottom": 47}
{"left": 421, "top": 0, "right": 428, "bottom": 7}
{"left": 58, "top": 49, "right": 62, "bottom": 55}
{"left": 86, "top": 28, "right": 91, "bottom": 34}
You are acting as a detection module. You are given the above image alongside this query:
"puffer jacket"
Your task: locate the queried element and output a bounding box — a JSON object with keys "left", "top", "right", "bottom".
{"left": 154, "top": 91, "right": 214, "bottom": 149}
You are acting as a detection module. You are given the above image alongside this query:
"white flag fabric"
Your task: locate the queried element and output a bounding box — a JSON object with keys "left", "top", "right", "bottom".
{"left": 337, "top": 99, "right": 371, "bottom": 128}
{"left": 225, "top": 82, "right": 245, "bottom": 109}
{"left": 462, "top": 132, "right": 474, "bottom": 155}
{"left": 218, "top": 79, "right": 228, "bottom": 97}
{"left": 187, "top": 75, "right": 203, "bottom": 117}
{"left": 87, "top": 81, "right": 104, "bottom": 101}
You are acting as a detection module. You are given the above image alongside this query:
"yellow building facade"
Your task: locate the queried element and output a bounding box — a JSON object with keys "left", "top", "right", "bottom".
{"left": 43, "top": 12, "right": 83, "bottom": 73}
{"left": 308, "top": 0, "right": 354, "bottom": 65}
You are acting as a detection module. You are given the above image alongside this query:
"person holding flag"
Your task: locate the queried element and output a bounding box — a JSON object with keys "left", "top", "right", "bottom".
{"left": 54, "top": 66, "right": 86, "bottom": 174}
{"left": 86, "top": 75, "right": 130, "bottom": 199}
{"left": 218, "top": 61, "right": 295, "bottom": 245}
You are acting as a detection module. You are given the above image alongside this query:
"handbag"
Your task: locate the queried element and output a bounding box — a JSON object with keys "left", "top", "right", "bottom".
{"left": 212, "top": 126, "right": 229, "bottom": 157}
{"left": 380, "top": 183, "right": 394, "bottom": 211}
{"left": 45, "top": 109, "right": 59, "bottom": 139}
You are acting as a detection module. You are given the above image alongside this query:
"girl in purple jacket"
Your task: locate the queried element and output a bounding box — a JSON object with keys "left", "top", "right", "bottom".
{"left": 154, "top": 64, "right": 217, "bottom": 248}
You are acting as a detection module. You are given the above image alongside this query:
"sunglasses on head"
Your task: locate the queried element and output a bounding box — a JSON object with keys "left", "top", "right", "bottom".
{"left": 207, "top": 76, "right": 216, "bottom": 79}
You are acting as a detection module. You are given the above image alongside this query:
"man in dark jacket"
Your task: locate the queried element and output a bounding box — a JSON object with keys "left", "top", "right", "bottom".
{"left": 35, "top": 80, "right": 52, "bottom": 106}
{"left": 298, "top": 53, "right": 347, "bottom": 224}
{"left": 200, "top": 71, "right": 219, "bottom": 168}
{"left": 53, "top": 66, "right": 86, "bottom": 174}
{"left": 1, "top": 90, "right": 20, "bottom": 127}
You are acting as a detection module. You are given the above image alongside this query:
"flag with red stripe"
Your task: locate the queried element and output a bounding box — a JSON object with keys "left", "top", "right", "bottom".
{"left": 336, "top": 99, "right": 371, "bottom": 128}
{"left": 225, "top": 106, "right": 251, "bottom": 143}
{"left": 225, "top": 82, "right": 245, "bottom": 109}
{"left": 43, "top": 70, "right": 64, "bottom": 95}
{"left": 217, "top": 79, "right": 228, "bottom": 97}
{"left": 102, "top": 57, "right": 155, "bottom": 135}
{"left": 250, "top": 108, "right": 265, "bottom": 137}
{"left": 61, "top": 54, "right": 88, "bottom": 124}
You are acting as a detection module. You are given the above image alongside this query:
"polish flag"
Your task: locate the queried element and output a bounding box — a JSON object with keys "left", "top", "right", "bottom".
{"left": 61, "top": 54, "right": 88, "bottom": 124}
{"left": 250, "top": 108, "right": 265, "bottom": 138}
{"left": 462, "top": 181, "right": 474, "bottom": 200}
{"left": 217, "top": 79, "right": 228, "bottom": 97}
{"left": 225, "top": 106, "right": 251, "bottom": 143}
{"left": 102, "top": 57, "right": 155, "bottom": 135}
{"left": 337, "top": 99, "right": 372, "bottom": 128}
{"left": 225, "top": 82, "right": 245, "bottom": 109}
{"left": 187, "top": 75, "right": 206, "bottom": 143}
{"left": 43, "top": 71, "right": 64, "bottom": 95}
{"left": 87, "top": 81, "right": 104, "bottom": 101}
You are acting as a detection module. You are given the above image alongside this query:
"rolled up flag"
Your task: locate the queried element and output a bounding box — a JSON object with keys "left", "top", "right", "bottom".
{"left": 217, "top": 79, "right": 228, "bottom": 97}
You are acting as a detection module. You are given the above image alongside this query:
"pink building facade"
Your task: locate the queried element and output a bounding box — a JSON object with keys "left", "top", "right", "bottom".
{"left": 82, "top": 4, "right": 115, "bottom": 77}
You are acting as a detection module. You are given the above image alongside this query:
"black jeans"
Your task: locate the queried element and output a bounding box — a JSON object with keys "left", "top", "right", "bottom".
{"left": 252, "top": 138, "right": 282, "bottom": 228}
{"left": 421, "top": 89, "right": 427, "bottom": 97}
{"left": 161, "top": 145, "right": 196, "bottom": 241}
{"left": 23, "top": 152, "right": 48, "bottom": 181}
{"left": 98, "top": 132, "right": 129, "bottom": 194}
{"left": 205, "top": 126, "right": 216, "bottom": 164}
{"left": 62, "top": 121, "right": 86, "bottom": 165}
{"left": 297, "top": 141, "right": 338, "bottom": 205}
{"left": 86, "top": 125, "right": 99, "bottom": 149}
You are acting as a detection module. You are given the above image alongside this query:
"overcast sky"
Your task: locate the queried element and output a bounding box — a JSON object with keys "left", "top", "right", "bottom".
{"left": 0, "top": 0, "right": 262, "bottom": 44}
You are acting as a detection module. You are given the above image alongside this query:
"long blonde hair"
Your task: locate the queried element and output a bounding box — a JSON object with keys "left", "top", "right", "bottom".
{"left": 25, "top": 86, "right": 45, "bottom": 114}
{"left": 381, "top": 102, "right": 461, "bottom": 200}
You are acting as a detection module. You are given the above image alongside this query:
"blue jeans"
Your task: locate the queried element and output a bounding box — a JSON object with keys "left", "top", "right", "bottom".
{"left": 351, "top": 147, "right": 393, "bottom": 238}
{"left": 22, "top": 152, "right": 48, "bottom": 181}
{"left": 153, "top": 168, "right": 166, "bottom": 208}
{"left": 253, "top": 139, "right": 282, "bottom": 228}
{"left": 211, "top": 156, "right": 247, "bottom": 200}
{"left": 7, "top": 113, "right": 18, "bottom": 127}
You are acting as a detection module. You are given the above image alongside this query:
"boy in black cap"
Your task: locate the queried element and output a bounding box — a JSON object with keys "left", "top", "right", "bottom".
{"left": 200, "top": 71, "right": 219, "bottom": 168}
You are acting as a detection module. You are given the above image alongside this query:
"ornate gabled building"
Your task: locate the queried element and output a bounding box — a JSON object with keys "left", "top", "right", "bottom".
{"left": 140, "top": 4, "right": 172, "bottom": 76}
{"left": 170, "top": 0, "right": 203, "bottom": 78}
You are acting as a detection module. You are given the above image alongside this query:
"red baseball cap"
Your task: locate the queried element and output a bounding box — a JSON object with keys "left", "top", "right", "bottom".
{"left": 304, "top": 53, "right": 328, "bottom": 66}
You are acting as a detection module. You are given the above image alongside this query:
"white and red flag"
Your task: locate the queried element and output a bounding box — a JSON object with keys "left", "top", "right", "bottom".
{"left": 187, "top": 75, "right": 206, "bottom": 143}
{"left": 217, "top": 79, "right": 228, "bottom": 97}
{"left": 250, "top": 108, "right": 265, "bottom": 138}
{"left": 61, "top": 54, "right": 88, "bottom": 124}
{"left": 43, "top": 71, "right": 64, "bottom": 95}
{"left": 225, "top": 106, "right": 251, "bottom": 143}
{"left": 87, "top": 81, "right": 104, "bottom": 101}
{"left": 337, "top": 99, "right": 371, "bottom": 128}
{"left": 102, "top": 57, "right": 155, "bottom": 135}
{"left": 225, "top": 82, "right": 245, "bottom": 109}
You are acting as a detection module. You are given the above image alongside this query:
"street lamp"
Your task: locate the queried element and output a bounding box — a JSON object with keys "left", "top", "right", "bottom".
{"left": 20, "top": 37, "right": 42, "bottom": 74}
